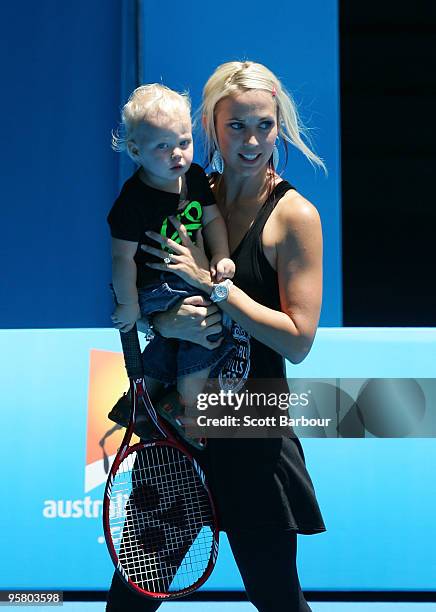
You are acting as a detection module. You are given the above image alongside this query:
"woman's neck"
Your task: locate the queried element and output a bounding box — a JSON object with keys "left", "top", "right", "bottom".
{"left": 224, "top": 167, "right": 266, "bottom": 201}
{"left": 218, "top": 167, "right": 278, "bottom": 211}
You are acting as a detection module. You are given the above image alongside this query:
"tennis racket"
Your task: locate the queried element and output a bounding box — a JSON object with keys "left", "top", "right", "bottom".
{"left": 103, "top": 325, "right": 219, "bottom": 599}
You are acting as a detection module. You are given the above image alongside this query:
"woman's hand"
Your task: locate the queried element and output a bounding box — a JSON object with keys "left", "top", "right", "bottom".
{"left": 141, "top": 217, "right": 213, "bottom": 294}
{"left": 153, "top": 295, "right": 224, "bottom": 349}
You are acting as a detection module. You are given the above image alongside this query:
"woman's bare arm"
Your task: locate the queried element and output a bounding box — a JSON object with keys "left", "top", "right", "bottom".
{"left": 219, "top": 195, "right": 322, "bottom": 363}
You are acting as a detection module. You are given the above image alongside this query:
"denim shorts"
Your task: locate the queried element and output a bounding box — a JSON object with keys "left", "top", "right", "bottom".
{"left": 138, "top": 273, "right": 235, "bottom": 384}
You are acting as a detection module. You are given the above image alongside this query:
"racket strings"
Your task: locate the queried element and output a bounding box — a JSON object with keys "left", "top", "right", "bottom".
{"left": 108, "top": 444, "right": 216, "bottom": 594}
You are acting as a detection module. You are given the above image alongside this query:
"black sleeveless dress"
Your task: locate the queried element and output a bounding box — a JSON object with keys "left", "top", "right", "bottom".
{"left": 193, "top": 180, "right": 326, "bottom": 535}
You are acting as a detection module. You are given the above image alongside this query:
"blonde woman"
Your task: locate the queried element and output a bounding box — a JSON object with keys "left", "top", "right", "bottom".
{"left": 107, "top": 61, "right": 326, "bottom": 611}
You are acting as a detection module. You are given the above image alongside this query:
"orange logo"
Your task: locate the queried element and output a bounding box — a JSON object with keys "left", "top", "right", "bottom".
{"left": 85, "top": 349, "right": 139, "bottom": 492}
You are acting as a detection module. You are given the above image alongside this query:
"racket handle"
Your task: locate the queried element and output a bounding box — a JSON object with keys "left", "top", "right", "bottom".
{"left": 119, "top": 325, "right": 144, "bottom": 379}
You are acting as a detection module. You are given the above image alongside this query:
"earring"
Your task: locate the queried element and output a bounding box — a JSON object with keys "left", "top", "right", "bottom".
{"left": 272, "top": 144, "right": 279, "bottom": 168}
{"left": 211, "top": 149, "right": 224, "bottom": 174}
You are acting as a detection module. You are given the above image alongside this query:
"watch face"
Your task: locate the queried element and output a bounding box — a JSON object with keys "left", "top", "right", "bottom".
{"left": 216, "top": 285, "right": 227, "bottom": 299}
{"left": 211, "top": 283, "right": 228, "bottom": 302}
{"left": 212, "top": 280, "right": 231, "bottom": 302}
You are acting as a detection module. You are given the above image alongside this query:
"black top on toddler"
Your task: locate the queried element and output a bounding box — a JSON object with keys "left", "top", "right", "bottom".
{"left": 107, "top": 163, "right": 216, "bottom": 287}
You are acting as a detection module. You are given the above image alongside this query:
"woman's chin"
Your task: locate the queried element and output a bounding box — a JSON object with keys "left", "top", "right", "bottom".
{"left": 240, "top": 165, "right": 267, "bottom": 178}
{"left": 230, "top": 158, "right": 267, "bottom": 177}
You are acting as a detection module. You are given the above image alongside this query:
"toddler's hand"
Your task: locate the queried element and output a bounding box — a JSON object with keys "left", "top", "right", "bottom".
{"left": 111, "top": 303, "right": 141, "bottom": 333}
{"left": 210, "top": 257, "right": 235, "bottom": 282}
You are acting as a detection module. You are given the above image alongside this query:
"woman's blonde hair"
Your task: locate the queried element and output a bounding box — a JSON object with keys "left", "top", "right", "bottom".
{"left": 112, "top": 84, "right": 191, "bottom": 153}
{"left": 201, "top": 61, "right": 326, "bottom": 173}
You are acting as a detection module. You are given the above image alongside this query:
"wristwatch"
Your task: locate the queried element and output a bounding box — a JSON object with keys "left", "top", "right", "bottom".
{"left": 210, "top": 279, "right": 233, "bottom": 303}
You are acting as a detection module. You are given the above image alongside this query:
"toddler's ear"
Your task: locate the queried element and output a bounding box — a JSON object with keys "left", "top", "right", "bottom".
{"left": 127, "top": 141, "right": 139, "bottom": 161}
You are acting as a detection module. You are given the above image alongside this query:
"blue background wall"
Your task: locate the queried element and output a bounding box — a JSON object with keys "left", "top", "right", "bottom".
{"left": 1, "top": 0, "right": 340, "bottom": 329}
{"left": 1, "top": 1, "right": 121, "bottom": 328}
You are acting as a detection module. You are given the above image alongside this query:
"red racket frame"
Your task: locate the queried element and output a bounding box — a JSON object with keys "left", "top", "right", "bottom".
{"left": 102, "top": 326, "right": 219, "bottom": 599}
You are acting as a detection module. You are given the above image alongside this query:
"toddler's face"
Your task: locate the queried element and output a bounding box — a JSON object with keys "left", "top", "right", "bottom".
{"left": 132, "top": 110, "right": 193, "bottom": 188}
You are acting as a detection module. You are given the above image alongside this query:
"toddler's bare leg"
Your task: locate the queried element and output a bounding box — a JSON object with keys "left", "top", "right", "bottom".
{"left": 177, "top": 367, "right": 211, "bottom": 410}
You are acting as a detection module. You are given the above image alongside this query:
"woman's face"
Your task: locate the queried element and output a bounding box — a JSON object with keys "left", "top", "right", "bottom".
{"left": 214, "top": 89, "right": 278, "bottom": 176}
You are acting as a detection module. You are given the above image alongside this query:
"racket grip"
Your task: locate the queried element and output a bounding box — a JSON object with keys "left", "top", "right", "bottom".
{"left": 119, "top": 325, "right": 144, "bottom": 379}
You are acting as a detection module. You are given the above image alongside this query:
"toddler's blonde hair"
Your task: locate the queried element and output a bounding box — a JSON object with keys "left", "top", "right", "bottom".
{"left": 112, "top": 84, "right": 191, "bottom": 153}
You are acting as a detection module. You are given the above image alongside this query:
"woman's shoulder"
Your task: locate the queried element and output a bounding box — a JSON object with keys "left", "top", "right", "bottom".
{"left": 274, "top": 183, "right": 321, "bottom": 230}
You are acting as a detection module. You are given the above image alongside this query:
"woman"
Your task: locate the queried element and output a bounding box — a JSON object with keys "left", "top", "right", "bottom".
{"left": 107, "top": 60, "right": 326, "bottom": 611}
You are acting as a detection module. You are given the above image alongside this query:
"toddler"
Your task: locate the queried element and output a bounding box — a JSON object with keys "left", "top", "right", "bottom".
{"left": 107, "top": 84, "right": 235, "bottom": 445}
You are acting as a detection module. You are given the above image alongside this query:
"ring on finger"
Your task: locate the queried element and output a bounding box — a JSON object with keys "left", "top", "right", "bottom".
{"left": 164, "top": 255, "right": 172, "bottom": 265}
